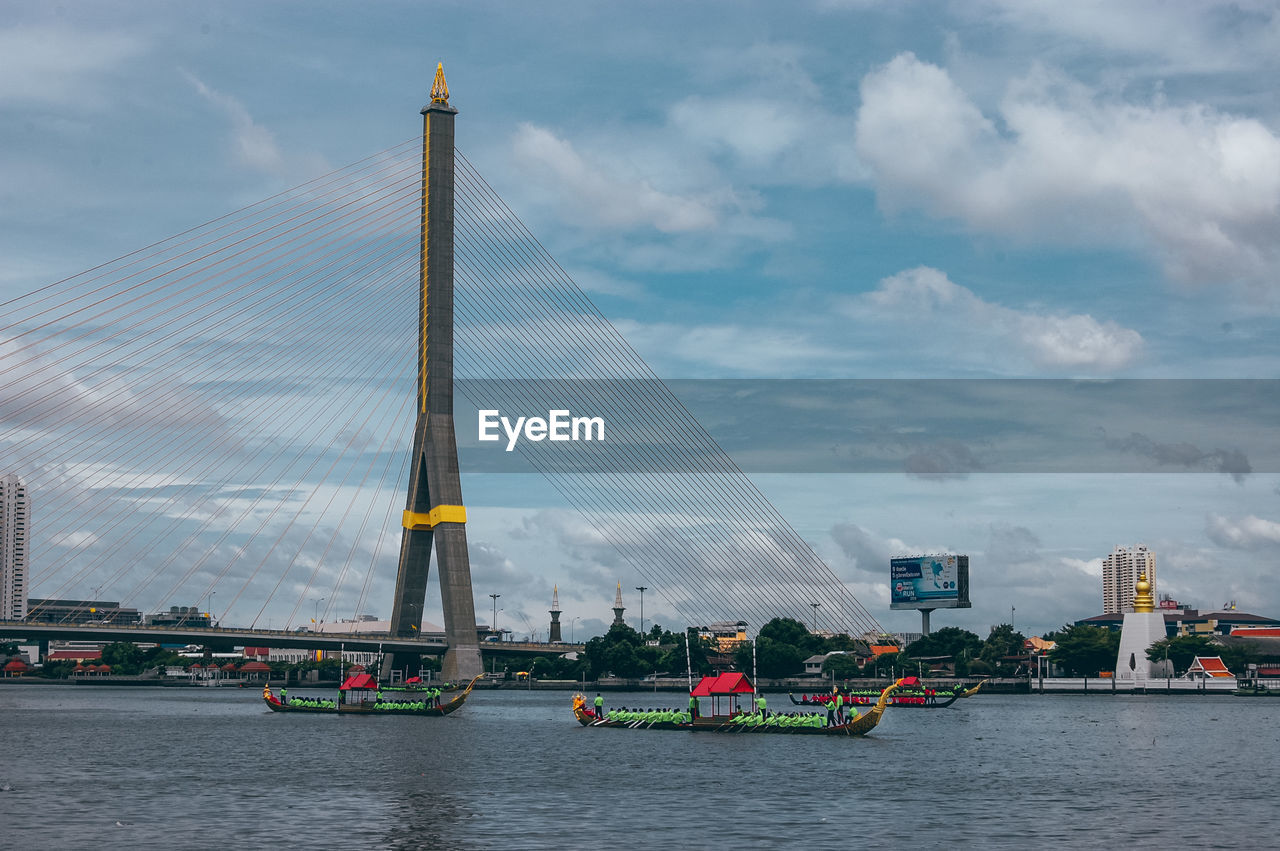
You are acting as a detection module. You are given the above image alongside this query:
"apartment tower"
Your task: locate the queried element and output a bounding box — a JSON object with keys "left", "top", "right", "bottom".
{"left": 1102, "top": 544, "right": 1156, "bottom": 614}
{"left": 1, "top": 474, "right": 29, "bottom": 620}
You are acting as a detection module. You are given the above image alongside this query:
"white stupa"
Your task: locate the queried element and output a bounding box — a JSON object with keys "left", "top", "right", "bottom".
{"left": 1114, "top": 570, "right": 1173, "bottom": 682}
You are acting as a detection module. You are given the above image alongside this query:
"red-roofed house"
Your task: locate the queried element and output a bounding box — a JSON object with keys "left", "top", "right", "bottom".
{"left": 240, "top": 661, "right": 271, "bottom": 679}
{"left": 4, "top": 659, "right": 28, "bottom": 676}
{"left": 47, "top": 648, "right": 102, "bottom": 663}
{"left": 1187, "top": 656, "right": 1233, "bottom": 679}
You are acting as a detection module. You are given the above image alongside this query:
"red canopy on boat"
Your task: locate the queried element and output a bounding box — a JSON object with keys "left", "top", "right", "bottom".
{"left": 340, "top": 673, "right": 379, "bottom": 691}
{"left": 900, "top": 676, "right": 920, "bottom": 686}
{"left": 405, "top": 675, "right": 421, "bottom": 683}
{"left": 690, "top": 672, "right": 755, "bottom": 696}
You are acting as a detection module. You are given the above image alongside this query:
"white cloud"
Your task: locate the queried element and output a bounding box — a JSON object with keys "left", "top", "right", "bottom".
{"left": 180, "top": 71, "right": 332, "bottom": 180}
{"left": 511, "top": 123, "right": 742, "bottom": 233}
{"left": 859, "top": 266, "right": 1143, "bottom": 371}
{"left": 183, "top": 70, "right": 284, "bottom": 173}
{"left": 855, "top": 53, "right": 1280, "bottom": 289}
{"left": 667, "top": 43, "right": 861, "bottom": 185}
{"left": 612, "top": 318, "right": 848, "bottom": 377}
{"left": 48, "top": 529, "right": 99, "bottom": 549}
{"left": 1206, "top": 513, "right": 1280, "bottom": 550}
{"left": 967, "top": 1, "right": 1280, "bottom": 73}
{"left": 1062, "top": 556, "right": 1104, "bottom": 578}
{"left": 0, "top": 25, "right": 143, "bottom": 103}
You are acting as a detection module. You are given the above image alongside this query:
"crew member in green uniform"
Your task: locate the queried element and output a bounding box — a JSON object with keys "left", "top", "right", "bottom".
{"left": 280, "top": 687, "right": 288, "bottom": 705}
{"left": 688, "top": 694, "right": 699, "bottom": 719}
{"left": 755, "top": 694, "right": 767, "bottom": 718}
{"left": 594, "top": 693, "right": 604, "bottom": 718}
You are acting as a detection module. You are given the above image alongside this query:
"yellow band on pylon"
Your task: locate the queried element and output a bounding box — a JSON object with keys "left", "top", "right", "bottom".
{"left": 402, "top": 505, "right": 467, "bottom": 530}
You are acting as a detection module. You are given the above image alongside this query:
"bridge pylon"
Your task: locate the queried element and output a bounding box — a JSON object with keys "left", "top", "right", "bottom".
{"left": 386, "top": 64, "right": 483, "bottom": 683}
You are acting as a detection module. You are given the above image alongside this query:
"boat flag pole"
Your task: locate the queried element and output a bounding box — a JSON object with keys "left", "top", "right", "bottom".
{"left": 752, "top": 632, "right": 758, "bottom": 713}
{"left": 685, "top": 629, "right": 693, "bottom": 693}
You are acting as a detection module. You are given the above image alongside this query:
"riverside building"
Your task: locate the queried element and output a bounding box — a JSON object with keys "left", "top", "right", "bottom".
{"left": 1, "top": 474, "right": 29, "bottom": 621}
{"left": 1102, "top": 545, "right": 1156, "bottom": 614}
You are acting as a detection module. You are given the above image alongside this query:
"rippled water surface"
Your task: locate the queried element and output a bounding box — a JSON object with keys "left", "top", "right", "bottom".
{"left": 1, "top": 685, "right": 1276, "bottom": 849}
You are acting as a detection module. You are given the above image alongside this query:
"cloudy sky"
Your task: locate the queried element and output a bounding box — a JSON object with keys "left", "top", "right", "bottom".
{"left": 4, "top": 1, "right": 1280, "bottom": 640}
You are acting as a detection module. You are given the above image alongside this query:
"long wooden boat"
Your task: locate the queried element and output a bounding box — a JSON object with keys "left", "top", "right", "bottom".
{"left": 788, "top": 690, "right": 958, "bottom": 709}
{"left": 262, "top": 675, "right": 479, "bottom": 716}
{"left": 1233, "top": 684, "right": 1280, "bottom": 697}
{"left": 573, "top": 677, "right": 907, "bottom": 737}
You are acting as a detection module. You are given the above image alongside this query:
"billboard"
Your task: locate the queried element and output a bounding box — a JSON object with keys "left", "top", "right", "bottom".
{"left": 890, "top": 555, "right": 971, "bottom": 610}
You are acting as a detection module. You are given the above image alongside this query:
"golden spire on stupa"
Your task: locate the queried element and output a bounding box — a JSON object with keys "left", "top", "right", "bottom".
{"left": 1133, "top": 570, "right": 1155, "bottom": 613}
{"left": 430, "top": 62, "right": 450, "bottom": 104}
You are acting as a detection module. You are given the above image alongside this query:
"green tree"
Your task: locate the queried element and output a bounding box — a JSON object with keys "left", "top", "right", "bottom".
{"left": 904, "top": 627, "right": 982, "bottom": 661}
{"left": 1049, "top": 624, "right": 1120, "bottom": 676}
{"left": 870, "top": 651, "right": 901, "bottom": 676}
{"left": 581, "top": 623, "right": 645, "bottom": 678}
{"left": 101, "top": 642, "right": 145, "bottom": 675}
{"left": 1216, "top": 641, "right": 1260, "bottom": 677}
{"left": 38, "top": 659, "right": 75, "bottom": 679}
{"left": 604, "top": 641, "right": 645, "bottom": 678}
{"left": 757, "top": 637, "right": 805, "bottom": 678}
{"left": 759, "top": 617, "right": 821, "bottom": 654}
{"left": 733, "top": 636, "right": 806, "bottom": 679}
{"left": 980, "top": 624, "right": 1027, "bottom": 675}
{"left": 1146, "top": 635, "right": 1215, "bottom": 675}
{"left": 822, "top": 652, "right": 861, "bottom": 680}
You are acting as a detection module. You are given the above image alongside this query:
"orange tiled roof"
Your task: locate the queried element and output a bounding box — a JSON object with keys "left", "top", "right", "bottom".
{"left": 1190, "top": 656, "right": 1233, "bottom": 677}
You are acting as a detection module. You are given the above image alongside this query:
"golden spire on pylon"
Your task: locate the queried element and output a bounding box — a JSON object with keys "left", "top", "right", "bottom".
{"left": 1133, "top": 570, "right": 1155, "bottom": 613}
{"left": 430, "top": 63, "right": 450, "bottom": 104}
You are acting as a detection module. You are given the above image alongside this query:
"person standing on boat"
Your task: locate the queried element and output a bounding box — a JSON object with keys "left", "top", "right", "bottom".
{"left": 823, "top": 695, "right": 836, "bottom": 726}
{"left": 755, "top": 694, "right": 767, "bottom": 718}
{"left": 835, "top": 690, "right": 846, "bottom": 725}
{"left": 280, "top": 687, "right": 288, "bottom": 705}
{"left": 688, "top": 694, "right": 699, "bottom": 720}
{"left": 594, "top": 693, "right": 604, "bottom": 718}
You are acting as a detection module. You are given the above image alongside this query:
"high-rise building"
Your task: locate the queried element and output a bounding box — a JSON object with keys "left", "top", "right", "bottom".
{"left": 2, "top": 474, "right": 29, "bottom": 621}
{"left": 1102, "top": 545, "right": 1156, "bottom": 614}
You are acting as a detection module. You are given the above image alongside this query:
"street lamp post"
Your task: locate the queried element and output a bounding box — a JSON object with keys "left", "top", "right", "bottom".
{"left": 809, "top": 602, "right": 820, "bottom": 632}
{"left": 312, "top": 597, "right": 325, "bottom": 633}
{"left": 635, "top": 586, "right": 648, "bottom": 635}
{"left": 209, "top": 592, "right": 217, "bottom": 627}
{"left": 489, "top": 594, "right": 501, "bottom": 637}
{"left": 569, "top": 616, "right": 578, "bottom": 643}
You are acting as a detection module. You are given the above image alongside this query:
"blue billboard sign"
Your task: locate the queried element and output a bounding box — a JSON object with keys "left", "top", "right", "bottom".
{"left": 890, "top": 555, "right": 971, "bottom": 610}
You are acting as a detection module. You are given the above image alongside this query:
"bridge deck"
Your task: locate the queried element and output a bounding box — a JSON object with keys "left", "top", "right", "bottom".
{"left": 1, "top": 622, "right": 583, "bottom": 656}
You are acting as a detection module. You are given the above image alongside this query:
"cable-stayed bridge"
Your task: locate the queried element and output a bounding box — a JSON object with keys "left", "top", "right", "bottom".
{"left": 0, "top": 68, "right": 885, "bottom": 677}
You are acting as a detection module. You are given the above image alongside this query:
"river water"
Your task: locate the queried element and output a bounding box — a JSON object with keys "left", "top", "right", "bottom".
{"left": 0, "top": 685, "right": 1275, "bottom": 849}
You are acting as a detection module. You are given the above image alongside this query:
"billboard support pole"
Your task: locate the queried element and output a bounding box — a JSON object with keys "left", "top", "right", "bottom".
{"left": 921, "top": 608, "right": 934, "bottom": 636}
